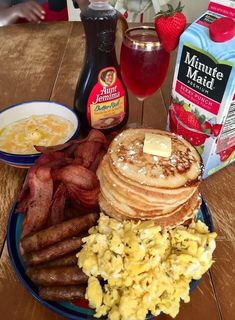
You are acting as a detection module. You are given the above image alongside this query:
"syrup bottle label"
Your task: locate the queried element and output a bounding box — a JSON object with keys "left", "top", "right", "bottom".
{"left": 87, "top": 67, "right": 126, "bottom": 129}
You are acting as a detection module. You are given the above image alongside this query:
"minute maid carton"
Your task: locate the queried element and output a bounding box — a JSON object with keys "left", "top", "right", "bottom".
{"left": 169, "top": 0, "right": 235, "bottom": 178}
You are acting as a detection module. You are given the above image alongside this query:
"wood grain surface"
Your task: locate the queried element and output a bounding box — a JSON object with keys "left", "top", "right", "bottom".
{"left": 0, "top": 21, "right": 234, "bottom": 320}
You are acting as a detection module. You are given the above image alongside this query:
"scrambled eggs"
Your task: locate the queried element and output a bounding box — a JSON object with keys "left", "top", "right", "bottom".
{"left": 78, "top": 213, "right": 217, "bottom": 320}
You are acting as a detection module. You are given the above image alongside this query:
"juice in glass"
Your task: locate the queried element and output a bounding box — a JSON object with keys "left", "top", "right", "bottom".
{"left": 121, "top": 32, "right": 170, "bottom": 100}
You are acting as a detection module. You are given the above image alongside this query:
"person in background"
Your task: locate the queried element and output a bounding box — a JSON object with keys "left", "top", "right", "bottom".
{"left": 0, "top": 0, "right": 68, "bottom": 26}
{"left": 0, "top": 1, "right": 44, "bottom": 25}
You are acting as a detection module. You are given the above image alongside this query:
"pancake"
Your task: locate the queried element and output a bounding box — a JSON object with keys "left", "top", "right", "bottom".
{"left": 99, "top": 192, "right": 201, "bottom": 229}
{"left": 108, "top": 129, "right": 202, "bottom": 189}
{"left": 98, "top": 155, "right": 199, "bottom": 208}
{"left": 97, "top": 165, "right": 197, "bottom": 214}
{"left": 99, "top": 177, "right": 199, "bottom": 219}
{"left": 97, "top": 128, "right": 203, "bottom": 229}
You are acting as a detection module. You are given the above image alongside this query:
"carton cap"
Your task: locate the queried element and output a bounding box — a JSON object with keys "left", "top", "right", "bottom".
{"left": 209, "top": 17, "right": 235, "bottom": 42}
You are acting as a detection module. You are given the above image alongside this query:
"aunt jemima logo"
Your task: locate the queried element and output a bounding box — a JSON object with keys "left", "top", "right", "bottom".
{"left": 178, "top": 43, "right": 232, "bottom": 103}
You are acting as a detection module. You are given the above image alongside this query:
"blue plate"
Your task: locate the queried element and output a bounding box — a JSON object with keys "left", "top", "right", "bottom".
{"left": 7, "top": 199, "right": 214, "bottom": 320}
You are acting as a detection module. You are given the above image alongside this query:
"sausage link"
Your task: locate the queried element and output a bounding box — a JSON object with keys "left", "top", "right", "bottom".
{"left": 39, "top": 285, "right": 86, "bottom": 301}
{"left": 24, "top": 237, "right": 83, "bottom": 266}
{"left": 21, "top": 213, "right": 99, "bottom": 254}
{"left": 34, "top": 252, "right": 78, "bottom": 268}
{"left": 27, "top": 266, "right": 88, "bottom": 286}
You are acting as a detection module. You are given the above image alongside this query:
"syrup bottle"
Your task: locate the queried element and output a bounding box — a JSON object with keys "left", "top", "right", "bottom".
{"left": 74, "top": 0, "right": 129, "bottom": 134}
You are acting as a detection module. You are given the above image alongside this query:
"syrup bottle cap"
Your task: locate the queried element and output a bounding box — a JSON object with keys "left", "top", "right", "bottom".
{"left": 209, "top": 17, "right": 235, "bottom": 42}
{"left": 89, "top": 0, "right": 112, "bottom": 10}
{"left": 90, "top": 0, "right": 108, "bottom": 3}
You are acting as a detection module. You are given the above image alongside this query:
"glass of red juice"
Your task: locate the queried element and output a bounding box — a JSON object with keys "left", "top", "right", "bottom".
{"left": 120, "top": 26, "right": 170, "bottom": 103}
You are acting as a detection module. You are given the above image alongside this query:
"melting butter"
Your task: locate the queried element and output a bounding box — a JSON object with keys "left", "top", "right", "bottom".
{"left": 143, "top": 133, "right": 172, "bottom": 157}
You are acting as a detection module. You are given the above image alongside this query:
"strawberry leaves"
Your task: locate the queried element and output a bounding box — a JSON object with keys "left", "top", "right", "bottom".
{"left": 156, "top": 1, "right": 185, "bottom": 18}
{"left": 193, "top": 109, "right": 206, "bottom": 125}
{"left": 195, "top": 145, "right": 205, "bottom": 155}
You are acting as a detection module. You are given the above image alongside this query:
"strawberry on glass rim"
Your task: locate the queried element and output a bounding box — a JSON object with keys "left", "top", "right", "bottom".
{"left": 154, "top": 1, "right": 187, "bottom": 53}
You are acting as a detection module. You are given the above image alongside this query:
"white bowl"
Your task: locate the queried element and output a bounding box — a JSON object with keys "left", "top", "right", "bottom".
{"left": 0, "top": 101, "right": 80, "bottom": 167}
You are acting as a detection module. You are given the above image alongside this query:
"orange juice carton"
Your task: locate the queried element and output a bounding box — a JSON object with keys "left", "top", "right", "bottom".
{"left": 168, "top": 0, "right": 235, "bottom": 178}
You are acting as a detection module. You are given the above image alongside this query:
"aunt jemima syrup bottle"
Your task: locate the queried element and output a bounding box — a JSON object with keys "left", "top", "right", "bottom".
{"left": 74, "top": 0, "right": 129, "bottom": 133}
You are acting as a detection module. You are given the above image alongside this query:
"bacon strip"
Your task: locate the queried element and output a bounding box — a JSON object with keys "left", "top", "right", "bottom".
{"left": 34, "top": 140, "right": 79, "bottom": 154}
{"left": 20, "top": 166, "right": 53, "bottom": 238}
{"left": 64, "top": 200, "right": 96, "bottom": 219}
{"left": 73, "top": 129, "right": 108, "bottom": 172}
{"left": 17, "top": 167, "right": 35, "bottom": 213}
{"left": 66, "top": 183, "right": 100, "bottom": 208}
{"left": 88, "top": 149, "right": 107, "bottom": 172}
{"left": 54, "top": 165, "right": 99, "bottom": 190}
{"left": 17, "top": 130, "right": 107, "bottom": 240}
{"left": 17, "top": 187, "right": 31, "bottom": 213}
{"left": 74, "top": 141, "right": 106, "bottom": 170}
{"left": 86, "top": 129, "right": 109, "bottom": 145}
{"left": 47, "top": 183, "right": 67, "bottom": 226}
{"left": 35, "top": 129, "right": 108, "bottom": 156}
{"left": 35, "top": 152, "right": 73, "bottom": 169}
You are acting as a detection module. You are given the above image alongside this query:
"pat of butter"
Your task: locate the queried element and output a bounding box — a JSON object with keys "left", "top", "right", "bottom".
{"left": 143, "top": 133, "right": 172, "bottom": 157}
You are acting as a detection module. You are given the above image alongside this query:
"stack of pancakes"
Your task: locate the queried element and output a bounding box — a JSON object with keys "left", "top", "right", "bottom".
{"left": 97, "top": 129, "right": 203, "bottom": 229}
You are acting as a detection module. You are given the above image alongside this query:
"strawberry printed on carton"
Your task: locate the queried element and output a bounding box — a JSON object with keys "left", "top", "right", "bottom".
{"left": 211, "top": 124, "right": 222, "bottom": 137}
{"left": 169, "top": 104, "right": 208, "bottom": 147}
{"left": 201, "top": 121, "right": 212, "bottom": 134}
{"left": 169, "top": 98, "right": 222, "bottom": 150}
{"left": 218, "top": 145, "right": 235, "bottom": 162}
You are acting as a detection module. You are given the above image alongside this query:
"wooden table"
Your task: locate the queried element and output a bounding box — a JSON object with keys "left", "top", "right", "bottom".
{"left": 0, "top": 22, "right": 234, "bottom": 320}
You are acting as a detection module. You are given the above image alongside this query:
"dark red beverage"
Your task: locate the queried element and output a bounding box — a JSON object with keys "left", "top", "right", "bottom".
{"left": 121, "top": 30, "right": 170, "bottom": 100}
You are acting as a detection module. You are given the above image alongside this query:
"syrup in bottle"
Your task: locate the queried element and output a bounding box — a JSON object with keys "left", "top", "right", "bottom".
{"left": 74, "top": 0, "right": 129, "bottom": 134}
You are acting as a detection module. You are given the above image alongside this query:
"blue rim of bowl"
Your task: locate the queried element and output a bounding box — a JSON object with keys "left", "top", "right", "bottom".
{"left": 0, "top": 100, "right": 80, "bottom": 162}
{"left": 7, "top": 198, "right": 214, "bottom": 320}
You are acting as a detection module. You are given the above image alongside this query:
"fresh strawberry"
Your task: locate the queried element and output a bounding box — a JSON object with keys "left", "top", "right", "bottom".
{"left": 212, "top": 124, "right": 222, "bottom": 137}
{"left": 155, "top": 1, "right": 186, "bottom": 53}
{"left": 169, "top": 103, "right": 208, "bottom": 146}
